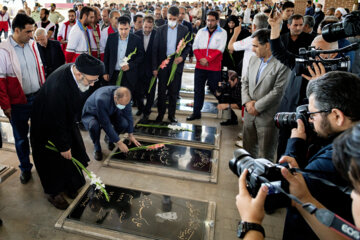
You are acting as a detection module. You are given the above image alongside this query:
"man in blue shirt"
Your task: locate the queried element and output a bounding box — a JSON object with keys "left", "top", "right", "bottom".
{"left": 82, "top": 86, "right": 141, "bottom": 161}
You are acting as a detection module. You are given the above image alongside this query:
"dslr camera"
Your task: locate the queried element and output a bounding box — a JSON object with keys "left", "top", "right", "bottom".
{"left": 294, "top": 45, "right": 355, "bottom": 77}
{"left": 229, "top": 149, "right": 290, "bottom": 212}
{"left": 274, "top": 104, "right": 312, "bottom": 131}
{"left": 217, "top": 67, "right": 232, "bottom": 103}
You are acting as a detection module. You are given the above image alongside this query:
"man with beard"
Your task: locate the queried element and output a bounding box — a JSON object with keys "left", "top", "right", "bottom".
{"left": 57, "top": 9, "right": 76, "bottom": 55}
{"left": 35, "top": 28, "right": 65, "bottom": 78}
{"left": 30, "top": 54, "right": 104, "bottom": 210}
{"left": 36, "top": 8, "right": 56, "bottom": 39}
{"left": 65, "top": 6, "right": 95, "bottom": 63}
{"left": 187, "top": 11, "right": 227, "bottom": 121}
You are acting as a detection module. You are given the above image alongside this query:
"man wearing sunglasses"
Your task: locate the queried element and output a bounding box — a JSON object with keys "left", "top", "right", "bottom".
{"left": 279, "top": 71, "right": 360, "bottom": 240}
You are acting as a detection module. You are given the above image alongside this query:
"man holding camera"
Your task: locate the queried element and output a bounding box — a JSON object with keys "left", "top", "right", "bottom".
{"left": 241, "top": 29, "right": 291, "bottom": 161}
{"left": 216, "top": 70, "right": 241, "bottom": 126}
{"left": 235, "top": 72, "right": 360, "bottom": 239}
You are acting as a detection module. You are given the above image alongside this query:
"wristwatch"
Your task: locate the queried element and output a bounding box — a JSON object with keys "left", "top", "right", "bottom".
{"left": 237, "top": 221, "right": 265, "bottom": 239}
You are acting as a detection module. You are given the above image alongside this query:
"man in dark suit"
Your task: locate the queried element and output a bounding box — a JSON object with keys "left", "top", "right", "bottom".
{"left": 34, "top": 27, "right": 65, "bottom": 78}
{"left": 82, "top": 86, "right": 140, "bottom": 160}
{"left": 134, "top": 16, "right": 157, "bottom": 121}
{"left": 152, "top": 6, "right": 191, "bottom": 123}
{"left": 178, "top": 6, "right": 194, "bottom": 63}
{"left": 154, "top": 7, "right": 165, "bottom": 27}
{"left": 103, "top": 16, "right": 145, "bottom": 95}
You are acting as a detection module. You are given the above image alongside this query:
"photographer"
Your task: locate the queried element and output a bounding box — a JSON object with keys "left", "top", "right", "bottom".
{"left": 236, "top": 72, "right": 360, "bottom": 239}
{"left": 268, "top": 11, "right": 341, "bottom": 158}
{"left": 216, "top": 70, "right": 241, "bottom": 126}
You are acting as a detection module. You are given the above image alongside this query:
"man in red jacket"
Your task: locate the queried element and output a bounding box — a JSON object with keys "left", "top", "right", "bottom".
{"left": 0, "top": 6, "right": 11, "bottom": 42}
{"left": 0, "top": 14, "right": 45, "bottom": 184}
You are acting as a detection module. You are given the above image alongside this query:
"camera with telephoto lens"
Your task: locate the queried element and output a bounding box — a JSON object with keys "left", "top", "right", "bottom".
{"left": 229, "top": 149, "right": 290, "bottom": 212}
{"left": 322, "top": 11, "right": 360, "bottom": 43}
{"left": 294, "top": 44, "right": 355, "bottom": 77}
{"left": 274, "top": 104, "right": 312, "bottom": 132}
{"left": 217, "top": 67, "right": 232, "bottom": 103}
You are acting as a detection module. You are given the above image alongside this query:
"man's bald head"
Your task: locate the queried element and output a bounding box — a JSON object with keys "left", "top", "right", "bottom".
{"left": 311, "top": 35, "right": 338, "bottom": 59}
{"left": 114, "top": 87, "right": 131, "bottom": 105}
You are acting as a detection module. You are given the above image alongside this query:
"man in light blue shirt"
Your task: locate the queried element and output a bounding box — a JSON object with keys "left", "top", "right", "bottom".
{"left": 166, "top": 22, "right": 177, "bottom": 56}
{"left": 115, "top": 36, "right": 129, "bottom": 71}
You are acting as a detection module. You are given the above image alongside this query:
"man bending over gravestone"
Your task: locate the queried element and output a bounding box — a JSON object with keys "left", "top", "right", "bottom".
{"left": 82, "top": 86, "right": 141, "bottom": 161}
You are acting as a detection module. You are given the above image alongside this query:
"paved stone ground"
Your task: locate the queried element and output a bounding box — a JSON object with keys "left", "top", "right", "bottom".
{"left": 0, "top": 66, "right": 286, "bottom": 240}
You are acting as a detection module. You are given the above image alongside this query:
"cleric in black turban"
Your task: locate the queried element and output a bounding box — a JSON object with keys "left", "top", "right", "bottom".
{"left": 30, "top": 54, "right": 104, "bottom": 210}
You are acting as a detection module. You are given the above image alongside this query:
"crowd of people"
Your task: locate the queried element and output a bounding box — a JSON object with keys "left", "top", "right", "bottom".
{"left": 0, "top": 0, "right": 360, "bottom": 239}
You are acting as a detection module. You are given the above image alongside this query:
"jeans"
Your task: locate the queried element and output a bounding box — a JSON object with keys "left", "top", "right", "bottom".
{"left": 193, "top": 69, "right": 221, "bottom": 116}
{"left": 10, "top": 95, "right": 34, "bottom": 173}
{"left": 88, "top": 115, "right": 129, "bottom": 151}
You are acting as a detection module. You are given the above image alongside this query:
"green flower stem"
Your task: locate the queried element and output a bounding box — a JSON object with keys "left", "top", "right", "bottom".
{"left": 116, "top": 70, "right": 124, "bottom": 86}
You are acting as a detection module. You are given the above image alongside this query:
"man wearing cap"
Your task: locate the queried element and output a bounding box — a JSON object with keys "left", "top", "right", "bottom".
{"left": 31, "top": 3, "right": 41, "bottom": 23}
{"left": 82, "top": 87, "right": 141, "bottom": 160}
{"left": 30, "top": 53, "right": 104, "bottom": 210}
{"left": 49, "top": 3, "right": 65, "bottom": 40}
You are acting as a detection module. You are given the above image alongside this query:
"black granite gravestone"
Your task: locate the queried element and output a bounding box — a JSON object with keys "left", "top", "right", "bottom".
{"left": 67, "top": 185, "right": 209, "bottom": 240}
{"left": 133, "top": 120, "right": 217, "bottom": 146}
{"left": 110, "top": 140, "right": 213, "bottom": 174}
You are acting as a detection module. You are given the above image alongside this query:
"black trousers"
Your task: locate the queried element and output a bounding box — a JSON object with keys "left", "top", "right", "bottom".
{"left": 110, "top": 70, "right": 135, "bottom": 95}
{"left": 134, "top": 73, "right": 156, "bottom": 116}
{"left": 157, "top": 64, "right": 182, "bottom": 118}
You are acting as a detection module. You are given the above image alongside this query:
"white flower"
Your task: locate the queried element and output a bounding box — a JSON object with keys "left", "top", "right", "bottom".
{"left": 167, "top": 124, "right": 183, "bottom": 131}
{"left": 123, "top": 57, "right": 129, "bottom": 62}
{"left": 119, "top": 57, "right": 129, "bottom": 68}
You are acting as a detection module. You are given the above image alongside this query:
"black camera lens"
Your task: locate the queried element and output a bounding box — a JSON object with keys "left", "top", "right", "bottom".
{"left": 322, "top": 22, "right": 347, "bottom": 43}
{"left": 274, "top": 112, "right": 298, "bottom": 129}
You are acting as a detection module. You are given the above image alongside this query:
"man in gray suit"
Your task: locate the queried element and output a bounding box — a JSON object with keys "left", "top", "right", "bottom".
{"left": 241, "top": 29, "right": 291, "bottom": 161}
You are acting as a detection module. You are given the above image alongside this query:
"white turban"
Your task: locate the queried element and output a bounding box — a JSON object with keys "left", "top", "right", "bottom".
{"left": 335, "top": 8, "right": 347, "bottom": 17}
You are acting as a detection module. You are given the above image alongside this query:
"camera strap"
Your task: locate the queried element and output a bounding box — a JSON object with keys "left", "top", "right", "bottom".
{"left": 258, "top": 175, "right": 360, "bottom": 240}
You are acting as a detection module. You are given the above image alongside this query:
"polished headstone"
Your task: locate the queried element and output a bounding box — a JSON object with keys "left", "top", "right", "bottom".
{"left": 110, "top": 140, "right": 213, "bottom": 174}
{"left": 134, "top": 120, "right": 217, "bottom": 146}
{"left": 68, "top": 185, "right": 209, "bottom": 240}
{"left": 152, "top": 98, "right": 218, "bottom": 114}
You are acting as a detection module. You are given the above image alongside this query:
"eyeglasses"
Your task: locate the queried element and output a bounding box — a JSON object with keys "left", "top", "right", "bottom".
{"left": 81, "top": 74, "right": 99, "bottom": 85}
{"left": 307, "top": 109, "right": 331, "bottom": 120}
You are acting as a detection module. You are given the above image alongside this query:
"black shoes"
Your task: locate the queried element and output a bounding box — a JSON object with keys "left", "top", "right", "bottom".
{"left": 20, "top": 171, "right": 31, "bottom": 184}
{"left": 65, "top": 190, "right": 78, "bottom": 199}
{"left": 140, "top": 114, "right": 149, "bottom": 123}
{"left": 168, "top": 116, "right": 178, "bottom": 123}
{"left": 186, "top": 114, "right": 201, "bottom": 121}
{"left": 155, "top": 114, "right": 164, "bottom": 123}
{"left": 220, "top": 119, "right": 238, "bottom": 126}
{"left": 47, "top": 194, "right": 69, "bottom": 210}
{"left": 136, "top": 110, "right": 143, "bottom": 116}
{"left": 93, "top": 151, "right": 103, "bottom": 161}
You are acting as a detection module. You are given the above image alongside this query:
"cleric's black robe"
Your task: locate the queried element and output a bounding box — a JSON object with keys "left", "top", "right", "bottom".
{"left": 30, "top": 64, "right": 89, "bottom": 195}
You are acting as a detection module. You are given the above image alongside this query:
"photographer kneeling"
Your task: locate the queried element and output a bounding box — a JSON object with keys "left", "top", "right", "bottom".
{"left": 216, "top": 70, "right": 242, "bottom": 126}
{"left": 235, "top": 72, "right": 360, "bottom": 239}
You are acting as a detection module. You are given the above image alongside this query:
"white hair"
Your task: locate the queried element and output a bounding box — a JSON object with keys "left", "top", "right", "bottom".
{"left": 34, "top": 27, "right": 47, "bottom": 37}
{"left": 312, "top": 35, "right": 338, "bottom": 50}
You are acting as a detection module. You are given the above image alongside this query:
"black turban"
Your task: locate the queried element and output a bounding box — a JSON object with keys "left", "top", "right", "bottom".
{"left": 75, "top": 53, "right": 105, "bottom": 76}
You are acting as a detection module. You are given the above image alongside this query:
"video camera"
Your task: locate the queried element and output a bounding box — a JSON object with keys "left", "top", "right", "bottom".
{"left": 274, "top": 104, "right": 312, "bottom": 132}
{"left": 294, "top": 44, "right": 358, "bottom": 76}
{"left": 229, "top": 149, "right": 290, "bottom": 212}
{"left": 322, "top": 11, "right": 360, "bottom": 42}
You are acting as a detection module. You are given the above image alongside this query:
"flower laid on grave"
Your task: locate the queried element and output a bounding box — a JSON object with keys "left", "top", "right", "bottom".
{"left": 111, "top": 143, "right": 169, "bottom": 156}
{"left": 185, "top": 102, "right": 194, "bottom": 107}
{"left": 45, "top": 141, "right": 110, "bottom": 202}
{"left": 116, "top": 48, "right": 137, "bottom": 86}
{"left": 136, "top": 123, "right": 193, "bottom": 132}
{"left": 148, "top": 56, "right": 172, "bottom": 93}
{"left": 167, "top": 32, "right": 193, "bottom": 86}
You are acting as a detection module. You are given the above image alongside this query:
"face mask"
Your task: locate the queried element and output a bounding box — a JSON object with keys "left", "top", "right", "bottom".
{"left": 116, "top": 104, "right": 126, "bottom": 110}
{"left": 168, "top": 20, "right": 177, "bottom": 28}
{"left": 315, "top": 7, "right": 320, "bottom": 12}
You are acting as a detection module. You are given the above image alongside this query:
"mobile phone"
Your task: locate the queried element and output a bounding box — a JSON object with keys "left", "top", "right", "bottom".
{"left": 270, "top": 3, "right": 277, "bottom": 18}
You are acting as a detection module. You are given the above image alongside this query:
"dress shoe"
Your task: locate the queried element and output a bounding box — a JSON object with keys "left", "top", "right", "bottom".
{"left": 168, "top": 116, "right": 178, "bottom": 123}
{"left": 155, "top": 115, "right": 164, "bottom": 123}
{"left": 20, "top": 171, "right": 31, "bottom": 184}
{"left": 136, "top": 110, "right": 143, "bottom": 116}
{"left": 220, "top": 119, "right": 238, "bottom": 126}
{"left": 140, "top": 114, "right": 149, "bottom": 123}
{"left": 47, "top": 194, "right": 69, "bottom": 210}
{"left": 186, "top": 114, "right": 201, "bottom": 121}
{"left": 93, "top": 151, "right": 103, "bottom": 161}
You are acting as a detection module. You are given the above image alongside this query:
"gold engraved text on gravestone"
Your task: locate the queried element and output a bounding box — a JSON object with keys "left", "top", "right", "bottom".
{"left": 178, "top": 201, "right": 201, "bottom": 240}
{"left": 193, "top": 150, "right": 210, "bottom": 169}
{"left": 132, "top": 196, "right": 152, "bottom": 227}
{"left": 80, "top": 196, "right": 90, "bottom": 207}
